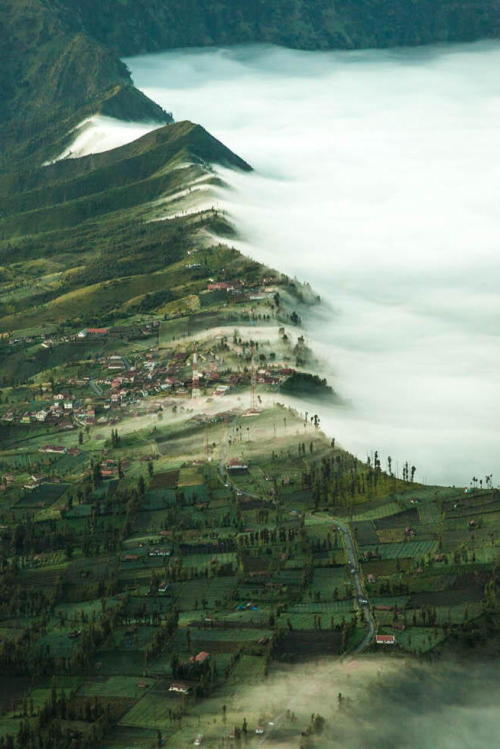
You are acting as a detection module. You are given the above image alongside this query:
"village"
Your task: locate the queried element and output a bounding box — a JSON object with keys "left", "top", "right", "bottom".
{"left": 0, "top": 259, "right": 498, "bottom": 748}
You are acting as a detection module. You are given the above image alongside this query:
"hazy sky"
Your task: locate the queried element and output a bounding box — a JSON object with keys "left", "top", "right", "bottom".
{"left": 122, "top": 42, "right": 500, "bottom": 486}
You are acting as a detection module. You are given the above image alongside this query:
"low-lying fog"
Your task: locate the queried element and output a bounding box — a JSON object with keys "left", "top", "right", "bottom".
{"left": 224, "top": 657, "right": 500, "bottom": 748}
{"left": 122, "top": 42, "right": 500, "bottom": 486}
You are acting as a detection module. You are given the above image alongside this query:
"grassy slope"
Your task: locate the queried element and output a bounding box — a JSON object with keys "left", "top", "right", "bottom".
{"left": 0, "top": 121, "right": 250, "bottom": 334}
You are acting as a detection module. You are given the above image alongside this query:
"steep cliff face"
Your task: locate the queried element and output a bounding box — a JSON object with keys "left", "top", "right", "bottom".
{"left": 69, "top": 0, "right": 500, "bottom": 53}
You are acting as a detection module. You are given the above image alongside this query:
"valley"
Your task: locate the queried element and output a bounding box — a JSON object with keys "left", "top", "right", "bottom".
{"left": 0, "top": 3, "right": 499, "bottom": 746}
{"left": 0, "top": 99, "right": 498, "bottom": 747}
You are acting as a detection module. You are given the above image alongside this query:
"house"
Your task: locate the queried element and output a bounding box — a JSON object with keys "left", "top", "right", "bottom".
{"left": 39, "top": 445, "right": 67, "bottom": 454}
{"left": 190, "top": 651, "right": 210, "bottom": 664}
{"left": 59, "top": 419, "right": 75, "bottom": 430}
{"left": 148, "top": 549, "right": 171, "bottom": 557}
{"left": 207, "top": 282, "right": 233, "bottom": 291}
{"left": 226, "top": 459, "right": 248, "bottom": 473}
{"left": 375, "top": 635, "right": 396, "bottom": 645}
{"left": 214, "top": 384, "right": 230, "bottom": 395}
{"left": 168, "top": 682, "right": 190, "bottom": 694}
{"left": 88, "top": 328, "right": 109, "bottom": 336}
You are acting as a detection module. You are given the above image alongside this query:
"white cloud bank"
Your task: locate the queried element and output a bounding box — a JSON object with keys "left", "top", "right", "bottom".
{"left": 124, "top": 41, "right": 500, "bottom": 486}
{"left": 50, "top": 115, "right": 158, "bottom": 161}
{"left": 58, "top": 40, "right": 498, "bottom": 487}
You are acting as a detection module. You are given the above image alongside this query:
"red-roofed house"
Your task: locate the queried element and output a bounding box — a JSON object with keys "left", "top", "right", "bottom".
{"left": 226, "top": 459, "right": 248, "bottom": 473}
{"left": 39, "top": 445, "right": 66, "bottom": 454}
{"left": 190, "top": 651, "right": 210, "bottom": 664}
{"left": 375, "top": 635, "right": 396, "bottom": 645}
{"left": 207, "top": 282, "right": 233, "bottom": 291}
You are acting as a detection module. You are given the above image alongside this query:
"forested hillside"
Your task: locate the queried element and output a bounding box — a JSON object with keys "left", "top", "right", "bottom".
{"left": 72, "top": 0, "right": 500, "bottom": 53}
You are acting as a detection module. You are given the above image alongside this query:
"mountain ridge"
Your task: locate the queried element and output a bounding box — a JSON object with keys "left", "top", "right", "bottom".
{"left": 3, "top": 0, "right": 500, "bottom": 168}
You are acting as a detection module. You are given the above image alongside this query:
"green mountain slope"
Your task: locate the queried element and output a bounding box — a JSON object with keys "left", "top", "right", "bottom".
{"left": 0, "top": 120, "right": 251, "bottom": 337}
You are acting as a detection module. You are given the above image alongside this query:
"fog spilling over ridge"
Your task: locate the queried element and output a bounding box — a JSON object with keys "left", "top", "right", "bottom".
{"left": 123, "top": 41, "right": 500, "bottom": 486}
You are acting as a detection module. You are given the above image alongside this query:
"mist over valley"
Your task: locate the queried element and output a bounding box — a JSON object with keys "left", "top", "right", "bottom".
{"left": 2, "top": 8, "right": 500, "bottom": 745}
{"left": 120, "top": 42, "right": 500, "bottom": 485}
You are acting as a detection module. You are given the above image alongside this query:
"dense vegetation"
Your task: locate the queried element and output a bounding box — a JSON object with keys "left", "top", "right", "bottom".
{"left": 72, "top": 0, "right": 500, "bottom": 53}
{"left": 280, "top": 373, "right": 336, "bottom": 400}
{"left": 1, "top": 3, "right": 499, "bottom": 746}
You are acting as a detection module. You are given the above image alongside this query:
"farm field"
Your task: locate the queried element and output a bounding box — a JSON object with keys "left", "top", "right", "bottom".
{"left": 1, "top": 395, "right": 498, "bottom": 746}
{"left": 0, "top": 153, "right": 498, "bottom": 746}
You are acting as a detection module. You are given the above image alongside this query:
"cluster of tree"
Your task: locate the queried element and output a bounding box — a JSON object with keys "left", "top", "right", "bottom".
{"left": 280, "top": 373, "right": 333, "bottom": 399}
{"left": 0, "top": 688, "right": 115, "bottom": 749}
{"left": 236, "top": 526, "right": 298, "bottom": 548}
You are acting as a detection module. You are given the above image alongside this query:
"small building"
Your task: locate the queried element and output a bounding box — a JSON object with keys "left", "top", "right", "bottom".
{"left": 87, "top": 328, "right": 109, "bottom": 336}
{"left": 168, "top": 682, "right": 190, "bottom": 694}
{"left": 226, "top": 459, "right": 248, "bottom": 473}
{"left": 149, "top": 549, "right": 171, "bottom": 557}
{"left": 375, "top": 634, "right": 396, "bottom": 645}
{"left": 190, "top": 651, "right": 210, "bottom": 664}
{"left": 207, "top": 282, "right": 234, "bottom": 291}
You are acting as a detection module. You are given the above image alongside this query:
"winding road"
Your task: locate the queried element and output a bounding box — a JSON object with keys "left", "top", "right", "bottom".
{"left": 328, "top": 515, "right": 376, "bottom": 654}
{"left": 218, "top": 428, "right": 376, "bottom": 656}
{"left": 217, "top": 422, "right": 377, "bottom": 745}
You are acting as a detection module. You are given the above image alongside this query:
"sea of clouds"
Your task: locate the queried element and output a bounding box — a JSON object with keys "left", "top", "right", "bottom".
{"left": 124, "top": 41, "right": 500, "bottom": 486}
{"left": 74, "top": 40, "right": 499, "bottom": 487}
